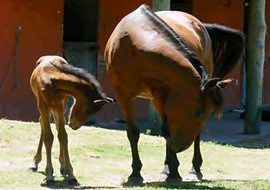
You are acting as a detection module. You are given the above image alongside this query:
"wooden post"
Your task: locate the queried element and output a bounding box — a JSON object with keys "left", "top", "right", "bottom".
{"left": 147, "top": 0, "right": 170, "bottom": 135}
{"left": 152, "top": 0, "right": 170, "bottom": 11}
{"left": 244, "top": 0, "right": 267, "bottom": 134}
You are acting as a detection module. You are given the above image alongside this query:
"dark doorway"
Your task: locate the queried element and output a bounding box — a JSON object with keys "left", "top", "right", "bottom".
{"left": 64, "top": 0, "right": 99, "bottom": 42}
{"left": 63, "top": 0, "right": 99, "bottom": 123}
{"left": 63, "top": 0, "right": 99, "bottom": 77}
{"left": 170, "top": 0, "right": 193, "bottom": 14}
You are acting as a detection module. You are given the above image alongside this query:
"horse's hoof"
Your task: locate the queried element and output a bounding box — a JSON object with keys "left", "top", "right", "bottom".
{"left": 165, "top": 177, "right": 183, "bottom": 184}
{"left": 188, "top": 171, "right": 203, "bottom": 181}
{"left": 124, "top": 176, "right": 144, "bottom": 186}
{"left": 68, "top": 178, "right": 79, "bottom": 186}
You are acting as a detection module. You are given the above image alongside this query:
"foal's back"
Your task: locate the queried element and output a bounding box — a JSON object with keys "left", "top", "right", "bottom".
{"left": 30, "top": 55, "right": 69, "bottom": 108}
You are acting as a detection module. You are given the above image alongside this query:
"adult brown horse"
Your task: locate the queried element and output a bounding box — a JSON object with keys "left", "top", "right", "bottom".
{"left": 30, "top": 55, "right": 115, "bottom": 185}
{"left": 105, "top": 4, "right": 245, "bottom": 184}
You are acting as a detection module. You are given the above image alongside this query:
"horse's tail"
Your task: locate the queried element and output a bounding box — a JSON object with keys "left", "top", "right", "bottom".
{"left": 204, "top": 23, "right": 245, "bottom": 79}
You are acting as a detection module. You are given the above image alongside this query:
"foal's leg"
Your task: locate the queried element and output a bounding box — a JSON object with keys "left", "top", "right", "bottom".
{"left": 53, "top": 106, "right": 78, "bottom": 185}
{"left": 189, "top": 133, "right": 203, "bottom": 180}
{"left": 115, "top": 88, "right": 143, "bottom": 184}
{"left": 161, "top": 116, "right": 182, "bottom": 183}
{"left": 29, "top": 125, "right": 43, "bottom": 172}
{"left": 39, "top": 105, "right": 55, "bottom": 184}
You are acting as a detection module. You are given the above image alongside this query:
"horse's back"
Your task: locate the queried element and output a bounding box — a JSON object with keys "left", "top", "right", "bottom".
{"left": 105, "top": 5, "right": 209, "bottom": 98}
{"left": 155, "top": 11, "right": 213, "bottom": 73}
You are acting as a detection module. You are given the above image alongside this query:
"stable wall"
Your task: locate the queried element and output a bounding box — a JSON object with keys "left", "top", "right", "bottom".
{"left": 0, "top": 0, "right": 63, "bottom": 121}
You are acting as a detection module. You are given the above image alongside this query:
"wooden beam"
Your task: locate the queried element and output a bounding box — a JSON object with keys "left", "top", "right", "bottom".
{"left": 244, "top": 0, "right": 267, "bottom": 134}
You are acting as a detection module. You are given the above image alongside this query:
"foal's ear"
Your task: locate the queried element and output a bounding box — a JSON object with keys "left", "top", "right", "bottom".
{"left": 94, "top": 97, "right": 117, "bottom": 106}
{"left": 217, "top": 78, "right": 233, "bottom": 89}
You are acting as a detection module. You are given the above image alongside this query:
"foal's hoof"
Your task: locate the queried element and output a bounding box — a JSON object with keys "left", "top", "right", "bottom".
{"left": 28, "top": 166, "right": 38, "bottom": 172}
{"left": 124, "top": 176, "right": 144, "bottom": 186}
{"left": 68, "top": 178, "right": 79, "bottom": 186}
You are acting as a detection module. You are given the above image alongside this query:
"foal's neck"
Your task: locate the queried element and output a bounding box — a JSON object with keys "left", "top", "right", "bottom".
{"left": 52, "top": 75, "right": 99, "bottom": 101}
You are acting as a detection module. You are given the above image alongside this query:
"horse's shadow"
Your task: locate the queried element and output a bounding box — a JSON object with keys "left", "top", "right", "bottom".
{"left": 122, "top": 180, "right": 231, "bottom": 190}
{"left": 41, "top": 179, "right": 229, "bottom": 190}
{"left": 39, "top": 178, "right": 116, "bottom": 189}
{"left": 37, "top": 171, "right": 228, "bottom": 190}
{"left": 122, "top": 180, "right": 229, "bottom": 190}
{"left": 36, "top": 171, "right": 115, "bottom": 189}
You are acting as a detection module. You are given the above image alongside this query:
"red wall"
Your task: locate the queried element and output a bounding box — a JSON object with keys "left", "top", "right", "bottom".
{"left": 1, "top": 0, "right": 269, "bottom": 122}
{"left": 0, "top": 0, "right": 63, "bottom": 121}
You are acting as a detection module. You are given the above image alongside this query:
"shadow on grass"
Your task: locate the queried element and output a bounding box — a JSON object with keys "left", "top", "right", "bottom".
{"left": 41, "top": 180, "right": 230, "bottom": 190}
{"left": 143, "top": 180, "right": 229, "bottom": 190}
{"left": 215, "top": 137, "right": 270, "bottom": 149}
{"left": 40, "top": 179, "right": 116, "bottom": 189}
{"left": 121, "top": 180, "right": 233, "bottom": 190}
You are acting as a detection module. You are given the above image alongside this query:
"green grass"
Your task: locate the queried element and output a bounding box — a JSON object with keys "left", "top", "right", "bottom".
{"left": 0, "top": 119, "right": 269, "bottom": 190}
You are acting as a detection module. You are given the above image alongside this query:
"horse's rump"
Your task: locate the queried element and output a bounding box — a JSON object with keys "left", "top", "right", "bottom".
{"left": 204, "top": 23, "right": 245, "bottom": 79}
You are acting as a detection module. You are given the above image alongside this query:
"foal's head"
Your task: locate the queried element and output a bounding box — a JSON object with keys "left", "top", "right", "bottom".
{"left": 58, "top": 62, "right": 116, "bottom": 130}
{"left": 68, "top": 96, "right": 115, "bottom": 130}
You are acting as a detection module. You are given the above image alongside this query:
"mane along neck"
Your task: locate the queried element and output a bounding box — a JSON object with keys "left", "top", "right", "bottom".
{"left": 51, "top": 77, "right": 103, "bottom": 102}
{"left": 140, "top": 4, "right": 209, "bottom": 84}
{"left": 49, "top": 61, "right": 106, "bottom": 99}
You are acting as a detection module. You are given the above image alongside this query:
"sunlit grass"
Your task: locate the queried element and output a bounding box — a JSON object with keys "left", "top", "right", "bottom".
{"left": 0, "top": 119, "right": 269, "bottom": 190}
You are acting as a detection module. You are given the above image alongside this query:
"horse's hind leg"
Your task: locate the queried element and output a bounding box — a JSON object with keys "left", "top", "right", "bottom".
{"left": 115, "top": 87, "right": 143, "bottom": 185}
{"left": 189, "top": 133, "right": 203, "bottom": 181}
{"left": 53, "top": 106, "right": 78, "bottom": 185}
{"left": 29, "top": 126, "right": 43, "bottom": 172}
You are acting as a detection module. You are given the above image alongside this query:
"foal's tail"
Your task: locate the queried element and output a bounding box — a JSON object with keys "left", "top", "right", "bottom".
{"left": 204, "top": 23, "right": 245, "bottom": 79}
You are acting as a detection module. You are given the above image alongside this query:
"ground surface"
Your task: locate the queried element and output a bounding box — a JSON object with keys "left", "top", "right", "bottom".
{"left": 0, "top": 111, "right": 269, "bottom": 189}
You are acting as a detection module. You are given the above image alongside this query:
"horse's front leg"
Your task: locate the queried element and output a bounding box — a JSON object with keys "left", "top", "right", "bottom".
{"left": 189, "top": 133, "right": 203, "bottom": 181}
{"left": 160, "top": 116, "right": 182, "bottom": 183}
{"left": 163, "top": 142, "right": 182, "bottom": 183}
{"left": 161, "top": 116, "right": 182, "bottom": 183}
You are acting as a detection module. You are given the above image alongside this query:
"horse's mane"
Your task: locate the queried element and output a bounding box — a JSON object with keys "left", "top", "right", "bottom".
{"left": 140, "top": 5, "right": 209, "bottom": 84}
{"left": 50, "top": 60, "right": 106, "bottom": 98}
